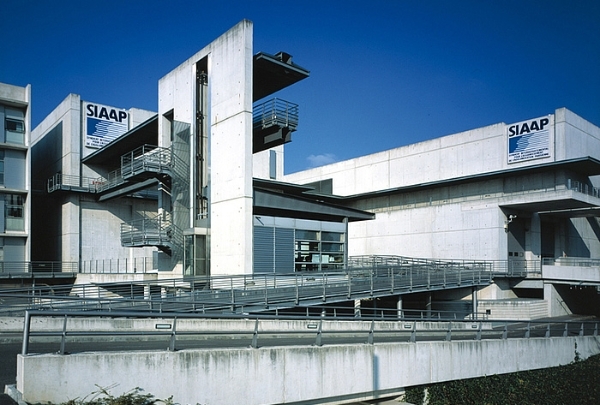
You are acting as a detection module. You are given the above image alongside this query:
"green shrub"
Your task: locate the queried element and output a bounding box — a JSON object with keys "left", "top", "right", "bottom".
{"left": 405, "top": 354, "right": 600, "bottom": 405}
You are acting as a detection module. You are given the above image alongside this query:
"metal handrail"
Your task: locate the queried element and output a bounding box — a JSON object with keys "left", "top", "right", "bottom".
{"left": 543, "top": 257, "right": 600, "bottom": 267}
{"left": 0, "top": 261, "right": 78, "bottom": 274}
{"left": 0, "top": 258, "right": 494, "bottom": 315}
{"left": 20, "top": 309, "right": 600, "bottom": 355}
{"left": 253, "top": 98, "right": 299, "bottom": 130}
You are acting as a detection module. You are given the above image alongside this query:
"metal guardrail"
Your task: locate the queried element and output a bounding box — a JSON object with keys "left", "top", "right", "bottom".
{"left": 80, "top": 257, "right": 155, "bottom": 274}
{"left": 543, "top": 257, "right": 600, "bottom": 267}
{"left": 121, "top": 215, "right": 183, "bottom": 250}
{"left": 567, "top": 179, "right": 600, "bottom": 198}
{"left": 0, "top": 260, "right": 494, "bottom": 315}
{"left": 47, "top": 144, "right": 189, "bottom": 195}
{"left": 253, "top": 98, "right": 299, "bottom": 131}
{"left": 0, "top": 261, "right": 78, "bottom": 275}
{"left": 19, "top": 309, "right": 600, "bottom": 355}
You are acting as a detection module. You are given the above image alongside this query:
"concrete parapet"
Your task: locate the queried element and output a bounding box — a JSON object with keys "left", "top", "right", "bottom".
{"left": 16, "top": 335, "right": 600, "bottom": 404}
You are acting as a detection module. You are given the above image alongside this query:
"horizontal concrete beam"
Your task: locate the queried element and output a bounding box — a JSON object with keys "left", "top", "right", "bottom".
{"left": 17, "top": 336, "right": 600, "bottom": 404}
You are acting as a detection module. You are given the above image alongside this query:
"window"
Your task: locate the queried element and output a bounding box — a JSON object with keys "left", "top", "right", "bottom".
{"left": 5, "top": 118, "right": 24, "bottom": 133}
{"left": 0, "top": 150, "right": 4, "bottom": 186}
{"left": 5, "top": 118, "right": 25, "bottom": 144}
{"left": 294, "top": 230, "right": 345, "bottom": 272}
{"left": 5, "top": 194, "right": 24, "bottom": 231}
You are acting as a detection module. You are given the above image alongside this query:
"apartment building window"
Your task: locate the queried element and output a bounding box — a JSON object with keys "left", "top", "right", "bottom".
{"left": 0, "top": 150, "right": 4, "bottom": 186}
{"left": 5, "top": 194, "right": 24, "bottom": 231}
{"left": 5, "top": 117, "right": 25, "bottom": 145}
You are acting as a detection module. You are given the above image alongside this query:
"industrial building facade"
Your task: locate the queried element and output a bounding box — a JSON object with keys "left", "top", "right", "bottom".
{"left": 5, "top": 20, "right": 600, "bottom": 319}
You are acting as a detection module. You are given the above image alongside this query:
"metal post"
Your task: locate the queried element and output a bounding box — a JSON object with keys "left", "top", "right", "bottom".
{"left": 21, "top": 310, "right": 32, "bottom": 355}
{"left": 251, "top": 319, "right": 259, "bottom": 349}
{"left": 168, "top": 317, "right": 177, "bottom": 351}
{"left": 59, "top": 314, "right": 68, "bottom": 355}
{"left": 315, "top": 320, "right": 323, "bottom": 347}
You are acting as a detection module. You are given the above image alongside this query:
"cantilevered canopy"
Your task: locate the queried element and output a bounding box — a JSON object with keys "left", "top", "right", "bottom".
{"left": 253, "top": 52, "right": 310, "bottom": 102}
{"left": 253, "top": 179, "right": 374, "bottom": 223}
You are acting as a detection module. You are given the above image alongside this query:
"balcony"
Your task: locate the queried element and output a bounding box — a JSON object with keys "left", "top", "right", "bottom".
{"left": 253, "top": 98, "right": 299, "bottom": 153}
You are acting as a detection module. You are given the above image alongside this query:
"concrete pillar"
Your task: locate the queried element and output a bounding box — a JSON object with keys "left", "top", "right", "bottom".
{"left": 396, "top": 295, "right": 403, "bottom": 319}
{"left": 472, "top": 287, "right": 478, "bottom": 320}
{"left": 210, "top": 20, "right": 254, "bottom": 276}
{"left": 144, "top": 285, "right": 150, "bottom": 300}
{"left": 528, "top": 213, "right": 541, "bottom": 261}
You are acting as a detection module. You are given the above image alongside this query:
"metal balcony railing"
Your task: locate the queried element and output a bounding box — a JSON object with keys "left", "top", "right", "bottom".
{"left": 120, "top": 215, "right": 183, "bottom": 252}
{"left": 542, "top": 257, "right": 600, "bottom": 267}
{"left": 47, "top": 145, "right": 188, "bottom": 195}
{"left": 121, "top": 145, "right": 173, "bottom": 179}
{"left": 567, "top": 179, "right": 600, "bottom": 198}
{"left": 253, "top": 98, "right": 299, "bottom": 131}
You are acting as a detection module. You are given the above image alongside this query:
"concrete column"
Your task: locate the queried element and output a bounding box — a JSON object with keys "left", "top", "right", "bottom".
{"left": 472, "top": 287, "right": 478, "bottom": 320}
{"left": 210, "top": 20, "right": 254, "bottom": 276}
{"left": 144, "top": 285, "right": 150, "bottom": 300}
{"left": 528, "top": 212, "right": 542, "bottom": 261}
{"left": 396, "top": 295, "right": 403, "bottom": 319}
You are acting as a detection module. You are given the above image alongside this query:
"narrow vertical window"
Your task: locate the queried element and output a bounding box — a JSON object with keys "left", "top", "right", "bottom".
{"left": 0, "top": 150, "right": 4, "bottom": 186}
{"left": 5, "top": 194, "right": 24, "bottom": 231}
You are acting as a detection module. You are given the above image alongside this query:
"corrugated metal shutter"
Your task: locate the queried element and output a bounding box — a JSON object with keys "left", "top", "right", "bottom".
{"left": 253, "top": 226, "right": 274, "bottom": 273}
{"left": 275, "top": 228, "right": 294, "bottom": 273}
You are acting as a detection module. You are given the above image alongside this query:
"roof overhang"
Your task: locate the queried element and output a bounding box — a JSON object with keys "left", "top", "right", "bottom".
{"left": 253, "top": 179, "right": 374, "bottom": 222}
{"left": 335, "top": 157, "right": 600, "bottom": 203}
{"left": 253, "top": 52, "right": 310, "bottom": 102}
{"left": 82, "top": 115, "right": 158, "bottom": 167}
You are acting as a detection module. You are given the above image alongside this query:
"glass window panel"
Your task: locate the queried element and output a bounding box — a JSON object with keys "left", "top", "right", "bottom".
{"left": 295, "top": 230, "right": 318, "bottom": 240}
{"left": 321, "top": 232, "right": 343, "bottom": 242}
{"left": 321, "top": 242, "right": 343, "bottom": 253}
{"left": 295, "top": 241, "right": 319, "bottom": 252}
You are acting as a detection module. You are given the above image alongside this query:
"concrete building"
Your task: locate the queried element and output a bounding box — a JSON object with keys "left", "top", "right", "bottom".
{"left": 30, "top": 20, "right": 371, "bottom": 282}
{"left": 0, "top": 82, "right": 31, "bottom": 269}
{"left": 17, "top": 20, "right": 600, "bottom": 319}
{"left": 31, "top": 94, "right": 157, "bottom": 275}
{"left": 283, "top": 109, "right": 600, "bottom": 317}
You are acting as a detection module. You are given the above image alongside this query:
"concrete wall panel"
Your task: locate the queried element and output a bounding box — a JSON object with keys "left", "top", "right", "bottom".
{"left": 17, "top": 336, "right": 600, "bottom": 405}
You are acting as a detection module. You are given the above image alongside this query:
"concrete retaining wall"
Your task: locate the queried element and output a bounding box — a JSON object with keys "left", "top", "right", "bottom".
{"left": 17, "top": 335, "right": 600, "bottom": 404}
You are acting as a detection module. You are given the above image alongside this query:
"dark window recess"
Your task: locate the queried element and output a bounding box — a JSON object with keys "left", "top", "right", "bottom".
{"left": 6, "top": 118, "right": 25, "bottom": 133}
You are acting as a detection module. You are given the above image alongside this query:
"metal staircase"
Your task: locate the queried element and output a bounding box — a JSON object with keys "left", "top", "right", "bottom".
{"left": 120, "top": 213, "right": 183, "bottom": 255}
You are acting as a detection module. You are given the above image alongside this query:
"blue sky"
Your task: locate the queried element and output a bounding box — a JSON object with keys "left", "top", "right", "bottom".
{"left": 2, "top": 0, "right": 599, "bottom": 174}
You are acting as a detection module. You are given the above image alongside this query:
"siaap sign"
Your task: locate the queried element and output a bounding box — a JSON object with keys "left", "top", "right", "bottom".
{"left": 84, "top": 102, "right": 129, "bottom": 149}
{"left": 507, "top": 115, "right": 553, "bottom": 164}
